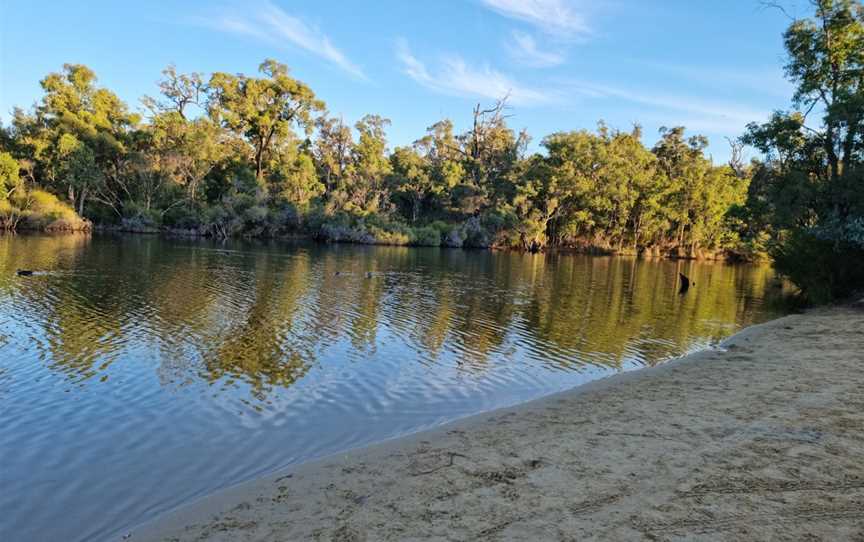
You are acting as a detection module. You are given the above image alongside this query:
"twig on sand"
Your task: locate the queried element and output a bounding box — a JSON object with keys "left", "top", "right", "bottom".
{"left": 410, "top": 452, "right": 469, "bottom": 476}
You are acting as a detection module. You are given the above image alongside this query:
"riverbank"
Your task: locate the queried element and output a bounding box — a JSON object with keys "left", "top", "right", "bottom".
{"left": 129, "top": 305, "right": 864, "bottom": 541}
{"left": 89, "top": 224, "right": 750, "bottom": 262}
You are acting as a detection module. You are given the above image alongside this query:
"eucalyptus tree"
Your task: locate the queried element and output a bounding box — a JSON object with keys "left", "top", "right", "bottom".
{"left": 349, "top": 114, "right": 392, "bottom": 213}
{"left": 208, "top": 59, "right": 325, "bottom": 188}
{"left": 142, "top": 68, "right": 225, "bottom": 207}
{"left": 415, "top": 120, "right": 465, "bottom": 215}
{"left": 141, "top": 65, "right": 206, "bottom": 120}
{"left": 314, "top": 116, "right": 354, "bottom": 193}
{"left": 268, "top": 143, "right": 322, "bottom": 207}
{"left": 389, "top": 145, "right": 432, "bottom": 222}
{"left": 744, "top": 0, "right": 864, "bottom": 300}
{"left": 746, "top": 0, "right": 864, "bottom": 226}
{"left": 454, "top": 99, "right": 529, "bottom": 215}
{"left": 13, "top": 64, "right": 140, "bottom": 217}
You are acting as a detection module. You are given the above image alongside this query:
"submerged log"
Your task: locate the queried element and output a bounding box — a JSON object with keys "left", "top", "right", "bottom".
{"left": 679, "top": 273, "right": 693, "bottom": 294}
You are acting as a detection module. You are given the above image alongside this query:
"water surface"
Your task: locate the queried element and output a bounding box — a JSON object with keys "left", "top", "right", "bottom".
{"left": 0, "top": 234, "right": 785, "bottom": 541}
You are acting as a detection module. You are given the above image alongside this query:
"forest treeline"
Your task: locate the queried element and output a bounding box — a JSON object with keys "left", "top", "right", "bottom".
{"left": 0, "top": 60, "right": 748, "bottom": 258}
{"left": 1, "top": 0, "right": 862, "bottom": 301}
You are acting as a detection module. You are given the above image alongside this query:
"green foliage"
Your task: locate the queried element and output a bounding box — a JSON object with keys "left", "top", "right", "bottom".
{"left": 5, "top": 59, "right": 758, "bottom": 258}
{"left": 0, "top": 152, "right": 21, "bottom": 201}
{"left": 208, "top": 59, "right": 324, "bottom": 186}
{"left": 17, "top": 63, "right": 140, "bottom": 217}
{"left": 409, "top": 225, "right": 442, "bottom": 246}
{"left": 742, "top": 0, "right": 864, "bottom": 301}
{"left": 773, "top": 229, "right": 864, "bottom": 303}
{"left": 1, "top": 188, "right": 90, "bottom": 231}
{"left": 269, "top": 149, "right": 323, "bottom": 207}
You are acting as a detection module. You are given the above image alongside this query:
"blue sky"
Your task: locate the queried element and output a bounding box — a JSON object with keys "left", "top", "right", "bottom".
{"left": 1, "top": 0, "right": 797, "bottom": 162}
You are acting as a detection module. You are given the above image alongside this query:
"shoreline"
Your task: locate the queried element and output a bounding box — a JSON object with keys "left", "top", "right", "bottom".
{"left": 16, "top": 227, "right": 752, "bottom": 262}
{"left": 128, "top": 306, "right": 864, "bottom": 541}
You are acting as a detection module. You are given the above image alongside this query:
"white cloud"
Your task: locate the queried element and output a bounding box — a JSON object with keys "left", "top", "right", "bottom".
{"left": 480, "top": 0, "right": 589, "bottom": 36}
{"left": 201, "top": 1, "right": 365, "bottom": 79}
{"left": 640, "top": 62, "right": 794, "bottom": 100}
{"left": 396, "top": 40, "right": 555, "bottom": 106}
{"left": 566, "top": 80, "right": 770, "bottom": 134}
{"left": 507, "top": 32, "right": 565, "bottom": 67}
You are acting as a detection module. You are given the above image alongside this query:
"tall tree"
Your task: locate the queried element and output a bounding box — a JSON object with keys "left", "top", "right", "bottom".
{"left": 16, "top": 64, "right": 140, "bottom": 217}
{"left": 744, "top": 0, "right": 864, "bottom": 300}
{"left": 208, "top": 59, "right": 324, "bottom": 187}
{"left": 389, "top": 145, "right": 432, "bottom": 222}
{"left": 349, "top": 114, "right": 392, "bottom": 213}
{"left": 314, "top": 116, "right": 354, "bottom": 193}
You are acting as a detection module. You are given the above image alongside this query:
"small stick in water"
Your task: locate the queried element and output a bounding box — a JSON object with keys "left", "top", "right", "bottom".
{"left": 16, "top": 270, "right": 34, "bottom": 277}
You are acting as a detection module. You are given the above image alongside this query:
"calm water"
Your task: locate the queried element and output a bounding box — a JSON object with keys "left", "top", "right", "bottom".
{"left": 0, "top": 234, "right": 785, "bottom": 541}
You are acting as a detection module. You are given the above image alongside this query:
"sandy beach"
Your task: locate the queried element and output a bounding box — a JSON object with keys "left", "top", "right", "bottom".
{"left": 130, "top": 306, "right": 864, "bottom": 541}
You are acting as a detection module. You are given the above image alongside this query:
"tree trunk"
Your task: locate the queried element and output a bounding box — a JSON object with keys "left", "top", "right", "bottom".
{"left": 78, "top": 188, "right": 87, "bottom": 217}
{"left": 255, "top": 147, "right": 265, "bottom": 186}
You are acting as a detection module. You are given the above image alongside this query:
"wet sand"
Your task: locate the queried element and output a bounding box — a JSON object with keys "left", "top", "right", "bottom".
{"left": 131, "top": 306, "right": 864, "bottom": 541}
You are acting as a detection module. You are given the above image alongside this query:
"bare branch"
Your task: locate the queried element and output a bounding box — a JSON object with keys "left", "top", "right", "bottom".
{"left": 758, "top": 1, "right": 796, "bottom": 21}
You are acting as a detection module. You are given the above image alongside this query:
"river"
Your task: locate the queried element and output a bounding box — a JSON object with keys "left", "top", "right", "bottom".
{"left": 0, "top": 233, "right": 786, "bottom": 541}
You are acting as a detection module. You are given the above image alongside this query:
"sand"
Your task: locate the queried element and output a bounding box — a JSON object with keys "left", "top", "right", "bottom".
{"left": 130, "top": 306, "right": 864, "bottom": 541}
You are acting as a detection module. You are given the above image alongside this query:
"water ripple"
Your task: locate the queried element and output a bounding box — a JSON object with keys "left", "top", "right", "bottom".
{"left": 0, "top": 235, "right": 787, "bottom": 542}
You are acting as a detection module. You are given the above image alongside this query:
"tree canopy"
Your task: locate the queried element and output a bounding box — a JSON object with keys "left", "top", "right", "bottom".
{"left": 4, "top": 0, "right": 862, "bottom": 304}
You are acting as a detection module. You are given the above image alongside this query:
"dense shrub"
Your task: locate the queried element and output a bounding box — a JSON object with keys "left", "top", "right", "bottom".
{"left": 120, "top": 202, "right": 161, "bottom": 233}
{"left": 460, "top": 216, "right": 492, "bottom": 248}
{"left": 773, "top": 227, "right": 864, "bottom": 304}
{"left": 1, "top": 190, "right": 91, "bottom": 231}
{"left": 409, "top": 225, "right": 442, "bottom": 246}
{"left": 162, "top": 204, "right": 205, "bottom": 230}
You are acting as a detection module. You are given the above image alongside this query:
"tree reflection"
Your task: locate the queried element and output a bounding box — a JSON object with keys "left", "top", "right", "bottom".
{"left": 0, "top": 235, "right": 784, "bottom": 399}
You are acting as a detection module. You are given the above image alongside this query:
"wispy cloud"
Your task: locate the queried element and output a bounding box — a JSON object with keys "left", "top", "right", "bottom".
{"left": 566, "top": 80, "right": 771, "bottom": 134}
{"left": 480, "top": 0, "right": 589, "bottom": 37}
{"left": 639, "top": 62, "right": 793, "bottom": 100}
{"left": 507, "top": 31, "right": 565, "bottom": 67}
{"left": 199, "top": 1, "right": 364, "bottom": 79}
{"left": 396, "top": 40, "right": 555, "bottom": 106}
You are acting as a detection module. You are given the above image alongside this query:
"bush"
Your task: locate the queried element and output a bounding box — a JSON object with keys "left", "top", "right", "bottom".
{"left": 121, "top": 202, "right": 161, "bottom": 232}
{"left": 267, "top": 203, "right": 301, "bottom": 234}
{"left": 460, "top": 216, "right": 492, "bottom": 248}
{"left": 162, "top": 204, "right": 204, "bottom": 230}
{"left": 10, "top": 190, "right": 91, "bottom": 231}
{"left": 368, "top": 225, "right": 410, "bottom": 245}
{"left": 773, "top": 228, "right": 864, "bottom": 304}
{"left": 409, "top": 225, "right": 442, "bottom": 246}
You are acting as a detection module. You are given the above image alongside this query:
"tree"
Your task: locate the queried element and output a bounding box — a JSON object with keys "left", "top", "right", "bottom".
{"left": 0, "top": 152, "right": 21, "bottom": 201}
{"left": 269, "top": 145, "right": 323, "bottom": 207}
{"left": 208, "top": 59, "right": 324, "bottom": 187}
{"left": 1, "top": 58, "right": 762, "bottom": 251}
{"left": 415, "top": 120, "right": 465, "bottom": 216}
{"left": 141, "top": 65, "right": 206, "bottom": 120}
{"left": 653, "top": 127, "right": 713, "bottom": 248}
{"left": 349, "top": 114, "right": 392, "bottom": 213}
{"left": 314, "top": 116, "right": 354, "bottom": 193}
{"left": 389, "top": 145, "right": 432, "bottom": 222}
{"left": 56, "top": 134, "right": 102, "bottom": 216}
{"left": 145, "top": 111, "right": 224, "bottom": 204}
{"left": 784, "top": 0, "right": 863, "bottom": 208}
{"left": 21, "top": 64, "right": 140, "bottom": 217}
{"left": 744, "top": 0, "right": 864, "bottom": 301}
{"left": 538, "top": 125, "right": 662, "bottom": 249}
{"left": 455, "top": 99, "right": 529, "bottom": 214}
